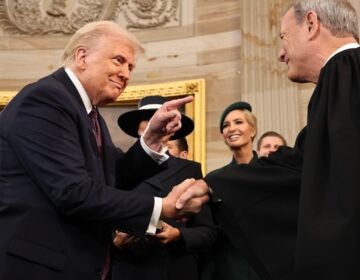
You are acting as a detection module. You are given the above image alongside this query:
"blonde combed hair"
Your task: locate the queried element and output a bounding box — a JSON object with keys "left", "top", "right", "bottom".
{"left": 60, "top": 20, "right": 144, "bottom": 67}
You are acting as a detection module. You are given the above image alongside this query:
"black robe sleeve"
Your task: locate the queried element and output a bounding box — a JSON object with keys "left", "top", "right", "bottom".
{"left": 205, "top": 130, "right": 304, "bottom": 280}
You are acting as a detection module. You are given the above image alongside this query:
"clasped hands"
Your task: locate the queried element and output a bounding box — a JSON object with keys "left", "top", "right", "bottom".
{"left": 113, "top": 179, "right": 209, "bottom": 249}
{"left": 161, "top": 178, "right": 209, "bottom": 218}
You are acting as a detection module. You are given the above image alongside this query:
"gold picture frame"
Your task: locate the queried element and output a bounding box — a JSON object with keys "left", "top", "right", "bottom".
{"left": 0, "top": 79, "right": 206, "bottom": 173}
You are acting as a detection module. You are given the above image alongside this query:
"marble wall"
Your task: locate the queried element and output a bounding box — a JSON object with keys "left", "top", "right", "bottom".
{"left": 0, "top": 0, "right": 359, "bottom": 172}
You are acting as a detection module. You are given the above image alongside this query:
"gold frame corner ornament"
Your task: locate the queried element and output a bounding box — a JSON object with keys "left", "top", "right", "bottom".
{"left": 0, "top": 91, "right": 17, "bottom": 107}
{"left": 0, "top": 79, "right": 206, "bottom": 174}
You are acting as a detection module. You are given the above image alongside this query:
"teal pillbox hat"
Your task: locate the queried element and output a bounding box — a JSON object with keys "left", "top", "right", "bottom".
{"left": 219, "top": 101, "right": 252, "bottom": 133}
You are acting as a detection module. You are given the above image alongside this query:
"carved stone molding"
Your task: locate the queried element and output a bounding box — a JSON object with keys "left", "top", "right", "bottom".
{"left": 1, "top": 0, "right": 112, "bottom": 35}
{"left": 0, "top": 0, "right": 181, "bottom": 35}
{"left": 115, "top": 0, "right": 179, "bottom": 30}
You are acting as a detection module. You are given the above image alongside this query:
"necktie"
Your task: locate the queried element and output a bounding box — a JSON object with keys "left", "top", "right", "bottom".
{"left": 89, "top": 107, "right": 103, "bottom": 155}
{"left": 101, "top": 251, "right": 111, "bottom": 280}
{"left": 89, "top": 108, "right": 109, "bottom": 278}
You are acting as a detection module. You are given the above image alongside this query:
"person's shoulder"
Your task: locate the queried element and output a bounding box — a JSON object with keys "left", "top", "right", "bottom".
{"left": 16, "top": 69, "right": 65, "bottom": 98}
{"left": 36, "top": 68, "right": 69, "bottom": 91}
{"left": 206, "top": 163, "right": 231, "bottom": 178}
{"left": 171, "top": 156, "right": 200, "bottom": 167}
{"left": 327, "top": 46, "right": 360, "bottom": 68}
{"left": 4, "top": 72, "right": 59, "bottom": 109}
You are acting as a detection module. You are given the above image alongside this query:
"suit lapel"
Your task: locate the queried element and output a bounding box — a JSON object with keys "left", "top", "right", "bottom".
{"left": 52, "top": 68, "right": 84, "bottom": 107}
{"left": 52, "top": 68, "right": 106, "bottom": 181}
{"left": 52, "top": 68, "right": 101, "bottom": 156}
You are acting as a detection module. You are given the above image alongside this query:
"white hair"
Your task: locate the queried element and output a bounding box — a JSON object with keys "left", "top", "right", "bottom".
{"left": 286, "top": 0, "right": 359, "bottom": 42}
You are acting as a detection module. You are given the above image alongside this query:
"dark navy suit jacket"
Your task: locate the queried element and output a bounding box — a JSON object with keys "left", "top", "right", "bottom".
{"left": 0, "top": 68, "right": 161, "bottom": 280}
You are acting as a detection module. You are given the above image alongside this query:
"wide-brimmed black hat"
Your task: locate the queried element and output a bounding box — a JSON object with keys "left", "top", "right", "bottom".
{"left": 117, "top": 95, "right": 194, "bottom": 140}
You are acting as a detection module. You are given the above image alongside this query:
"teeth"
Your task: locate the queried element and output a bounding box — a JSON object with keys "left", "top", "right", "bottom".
{"left": 229, "top": 135, "right": 240, "bottom": 140}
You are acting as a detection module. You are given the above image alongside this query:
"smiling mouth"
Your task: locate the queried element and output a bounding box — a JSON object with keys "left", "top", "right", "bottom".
{"left": 228, "top": 135, "right": 241, "bottom": 141}
{"left": 110, "top": 80, "right": 123, "bottom": 91}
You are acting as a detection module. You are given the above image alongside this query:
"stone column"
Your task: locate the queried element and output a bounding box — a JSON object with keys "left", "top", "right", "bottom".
{"left": 239, "top": 0, "right": 313, "bottom": 146}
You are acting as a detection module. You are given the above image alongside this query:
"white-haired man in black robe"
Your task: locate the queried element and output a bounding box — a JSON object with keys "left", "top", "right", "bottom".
{"left": 194, "top": 1, "right": 360, "bottom": 280}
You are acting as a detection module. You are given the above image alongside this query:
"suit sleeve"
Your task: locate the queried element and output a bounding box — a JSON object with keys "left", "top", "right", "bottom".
{"left": 115, "top": 141, "right": 166, "bottom": 190}
{"left": 178, "top": 162, "right": 217, "bottom": 250}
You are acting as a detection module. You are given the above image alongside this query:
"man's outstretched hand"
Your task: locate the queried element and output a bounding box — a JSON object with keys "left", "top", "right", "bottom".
{"left": 162, "top": 179, "right": 209, "bottom": 218}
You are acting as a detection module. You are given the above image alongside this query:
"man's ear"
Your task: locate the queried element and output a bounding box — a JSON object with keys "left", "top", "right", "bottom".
{"left": 179, "top": 151, "right": 188, "bottom": 160}
{"left": 305, "top": 11, "right": 320, "bottom": 40}
{"left": 74, "top": 47, "right": 87, "bottom": 70}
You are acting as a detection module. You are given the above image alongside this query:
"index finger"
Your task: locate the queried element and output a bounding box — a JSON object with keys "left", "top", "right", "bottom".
{"left": 163, "top": 96, "right": 194, "bottom": 111}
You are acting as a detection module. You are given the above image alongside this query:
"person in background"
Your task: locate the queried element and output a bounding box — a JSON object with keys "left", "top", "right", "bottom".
{"left": 167, "top": 137, "right": 190, "bottom": 159}
{"left": 257, "top": 131, "right": 287, "bottom": 157}
{"left": 113, "top": 95, "right": 216, "bottom": 280}
{"left": 0, "top": 21, "right": 209, "bottom": 280}
{"left": 217, "top": 101, "right": 258, "bottom": 165}
{"left": 202, "top": 101, "right": 261, "bottom": 280}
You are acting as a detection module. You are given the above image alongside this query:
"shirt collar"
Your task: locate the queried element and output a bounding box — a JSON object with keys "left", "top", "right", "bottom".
{"left": 324, "top": 43, "right": 360, "bottom": 66}
{"left": 64, "top": 67, "right": 93, "bottom": 114}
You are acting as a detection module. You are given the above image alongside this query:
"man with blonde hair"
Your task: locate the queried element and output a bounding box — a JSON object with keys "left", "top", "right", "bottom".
{"left": 0, "top": 21, "right": 208, "bottom": 280}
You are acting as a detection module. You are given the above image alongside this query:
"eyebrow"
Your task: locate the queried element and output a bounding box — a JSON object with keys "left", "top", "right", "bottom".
{"left": 116, "top": 54, "right": 136, "bottom": 71}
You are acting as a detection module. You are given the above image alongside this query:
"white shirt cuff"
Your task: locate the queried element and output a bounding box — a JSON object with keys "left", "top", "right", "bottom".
{"left": 140, "top": 136, "right": 169, "bottom": 164}
{"left": 146, "top": 197, "right": 163, "bottom": 235}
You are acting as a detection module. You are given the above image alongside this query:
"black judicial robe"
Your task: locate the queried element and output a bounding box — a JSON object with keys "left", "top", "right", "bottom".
{"left": 295, "top": 47, "right": 360, "bottom": 280}
{"left": 205, "top": 46, "right": 360, "bottom": 280}
{"left": 205, "top": 134, "right": 304, "bottom": 280}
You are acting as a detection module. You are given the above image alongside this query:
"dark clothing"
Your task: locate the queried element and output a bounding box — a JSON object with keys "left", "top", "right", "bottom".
{"left": 206, "top": 143, "right": 303, "bottom": 280}
{"left": 205, "top": 46, "right": 360, "bottom": 280}
{"left": 113, "top": 156, "right": 216, "bottom": 280}
{"left": 202, "top": 151, "right": 264, "bottom": 280}
{"left": 0, "top": 68, "right": 161, "bottom": 280}
{"left": 295, "top": 47, "right": 360, "bottom": 279}
{"left": 203, "top": 151, "right": 262, "bottom": 280}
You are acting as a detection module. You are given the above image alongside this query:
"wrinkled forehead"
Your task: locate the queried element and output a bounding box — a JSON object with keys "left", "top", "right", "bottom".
{"left": 280, "top": 7, "right": 299, "bottom": 32}
{"left": 282, "top": 7, "right": 296, "bottom": 23}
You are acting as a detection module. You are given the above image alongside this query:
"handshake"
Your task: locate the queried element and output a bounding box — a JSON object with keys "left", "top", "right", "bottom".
{"left": 161, "top": 179, "right": 210, "bottom": 219}
{"left": 113, "top": 179, "right": 210, "bottom": 249}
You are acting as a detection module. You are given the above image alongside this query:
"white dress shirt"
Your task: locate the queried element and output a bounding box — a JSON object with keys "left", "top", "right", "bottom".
{"left": 324, "top": 43, "right": 360, "bottom": 66}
